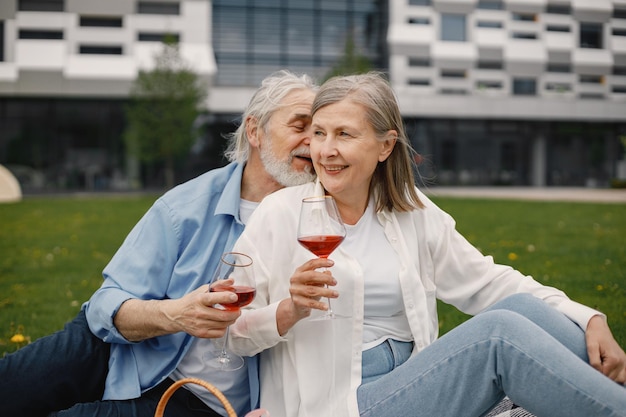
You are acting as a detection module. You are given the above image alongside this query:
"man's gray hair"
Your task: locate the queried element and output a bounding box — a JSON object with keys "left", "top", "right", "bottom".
{"left": 224, "top": 70, "right": 318, "bottom": 163}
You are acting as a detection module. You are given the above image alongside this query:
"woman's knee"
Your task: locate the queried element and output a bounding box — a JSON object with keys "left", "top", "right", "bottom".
{"left": 485, "top": 293, "right": 547, "bottom": 315}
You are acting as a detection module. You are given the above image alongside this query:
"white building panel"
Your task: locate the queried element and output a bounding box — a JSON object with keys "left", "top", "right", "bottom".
{"left": 15, "top": 41, "right": 66, "bottom": 70}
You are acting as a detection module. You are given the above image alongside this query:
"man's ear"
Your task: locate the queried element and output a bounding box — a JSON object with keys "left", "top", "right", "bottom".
{"left": 246, "top": 116, "right": 260, "bottom": 147}
{"left": 378, "top": 130, "right": 397, "bottom": 162}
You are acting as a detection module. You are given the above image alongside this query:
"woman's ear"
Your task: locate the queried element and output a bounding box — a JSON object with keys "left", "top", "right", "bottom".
{"left": 246, "top": 116, "right": 260, "bottom": 147}
{"left": 378, "top": 130, "right": 397, "bottom": 162}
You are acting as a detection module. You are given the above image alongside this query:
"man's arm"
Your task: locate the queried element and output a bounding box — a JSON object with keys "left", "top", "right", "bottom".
{"left": 114, "top": 285, "right": 241, "bottom": 342}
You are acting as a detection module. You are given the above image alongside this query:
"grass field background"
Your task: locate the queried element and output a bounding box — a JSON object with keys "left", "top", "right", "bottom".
{"left": 1, "top": 194, "right": 624, "bottom": 356}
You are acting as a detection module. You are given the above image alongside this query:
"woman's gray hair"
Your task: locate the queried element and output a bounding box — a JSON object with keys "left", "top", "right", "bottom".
{"left": 312, "top": 71, "right": 424, "bottom": 211}
{"left": 224, "top": 70, "right": 318, "bottom": 163}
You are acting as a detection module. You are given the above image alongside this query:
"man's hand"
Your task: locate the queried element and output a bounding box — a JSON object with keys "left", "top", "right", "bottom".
{"left": 276, "top": 258, "right": 338, "bottom": 335}
{"left": 114, "top": 284, "right": 241, "bottom": 342}
{"left": 586, "top": 315, "right": 626, "bottom": 384}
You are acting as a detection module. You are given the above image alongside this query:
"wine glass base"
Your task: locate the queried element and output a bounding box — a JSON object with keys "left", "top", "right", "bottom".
{"left": 309, "top": 312, "right": 348, "bottom": 321}
{"left": 203, "top": 348, "right": 245, "bottom": 371}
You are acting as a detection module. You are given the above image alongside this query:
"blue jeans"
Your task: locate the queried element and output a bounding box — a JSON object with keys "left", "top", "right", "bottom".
{"left": 0, "top": 309, "right": 220, "bottom": 417}
{"left": 357, "top": 294, "right": 626, "bottom": 417}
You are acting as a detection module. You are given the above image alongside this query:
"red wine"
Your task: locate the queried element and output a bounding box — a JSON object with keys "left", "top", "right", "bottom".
{"left": 298, "top": 235, "right": 344, "bottom": 258}
{"left": 210, "top": 285, "right": 256, "bottom": 310}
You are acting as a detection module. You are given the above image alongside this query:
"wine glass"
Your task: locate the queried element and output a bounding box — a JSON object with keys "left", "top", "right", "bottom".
{"left": 297, "top": 195, "right": 346, "bottom": 320}
{"left": 204, "top": 251, "right": 256, "bottom": 371}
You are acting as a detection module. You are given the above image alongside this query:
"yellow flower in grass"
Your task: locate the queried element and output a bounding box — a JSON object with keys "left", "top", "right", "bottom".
{"left": 507, "top": 252, "right": 518, "bottom": 261}
{"left": 10, "top": 333, "right": 25, "bottom": 343}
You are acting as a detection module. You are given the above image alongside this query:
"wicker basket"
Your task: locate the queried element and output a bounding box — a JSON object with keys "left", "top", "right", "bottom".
{"left": 154, "top": 377, "right": 237, "bottom": 417}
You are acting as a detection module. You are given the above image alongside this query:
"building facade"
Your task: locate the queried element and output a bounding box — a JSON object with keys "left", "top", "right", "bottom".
{"left": 0, "top": 0, "right": 625, "bottom": 190}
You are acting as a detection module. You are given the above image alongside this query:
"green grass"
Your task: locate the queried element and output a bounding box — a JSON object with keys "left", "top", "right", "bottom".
{"left": 0, "top": 195, "right": 624, "bottom": 356}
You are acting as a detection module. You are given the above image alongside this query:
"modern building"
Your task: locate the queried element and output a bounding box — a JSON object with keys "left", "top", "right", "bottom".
{"left": 0, "top": 0, "right": 625, "bottom": 190}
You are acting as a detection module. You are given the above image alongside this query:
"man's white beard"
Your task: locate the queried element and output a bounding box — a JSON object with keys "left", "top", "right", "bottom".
{"left": 259, "top": 137, "right": 316, "bottom": 187}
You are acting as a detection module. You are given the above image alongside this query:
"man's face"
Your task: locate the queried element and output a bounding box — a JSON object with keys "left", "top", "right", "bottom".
{"left": 258, "top": 89, "right": 316, "bottom": 187}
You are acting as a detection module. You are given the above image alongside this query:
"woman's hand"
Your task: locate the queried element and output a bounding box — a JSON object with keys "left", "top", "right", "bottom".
{"left": 586, "top": 315, "right": 626, "bottom": 384}
{"left": 276, "top": 258, "right": 338, "bottom": 335}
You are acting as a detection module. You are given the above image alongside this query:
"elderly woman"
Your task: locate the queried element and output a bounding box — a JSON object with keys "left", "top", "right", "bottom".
{"left": 229, "top": 72, "right": 626, "bottom": 417}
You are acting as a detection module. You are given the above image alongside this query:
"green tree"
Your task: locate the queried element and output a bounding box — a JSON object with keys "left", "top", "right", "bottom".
{"left": 124, "top": 38, "right": 208, "bottom": 189}
{"left": 323, "top": 34, "right": 373, "bottom": 81}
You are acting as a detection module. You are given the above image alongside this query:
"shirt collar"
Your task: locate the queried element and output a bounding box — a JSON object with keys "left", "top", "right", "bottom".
{"left": 215, "top": 161, "right": 245, "bottom": 222}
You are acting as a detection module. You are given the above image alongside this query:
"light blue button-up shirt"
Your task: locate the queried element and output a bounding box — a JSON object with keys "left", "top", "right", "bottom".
{"left": 84, "top": 162, "right": 259, "bottom": 414}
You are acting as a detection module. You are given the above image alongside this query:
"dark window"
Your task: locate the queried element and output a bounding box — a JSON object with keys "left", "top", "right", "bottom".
{"left": 512, "top": 32, "right": 538, "bottom": 39}
{"left": 441, "top": 14, "right": 466, "bottom": 41}
{"left": 80, "top": 16, "right": 123, "bottom": 28}
{"left": 476, "top": 21, "right": 503, "bottom": 29}
{"left": 0, "top": 21, "right": 4, "bottom": 61}
{"left": 138, "top": 32, "right": 180, "bottom": 42}
{"left": 441, "top": 69, "right": 466, "bottom": 78}
{"left": 137, "top": 1, "right": 180, "bottom": 15}
{"left": 546, "top": 4, "right": 571, "bottom": 15}
{"left": 580, "top": 22, "right": 603, "bottom": 48}
{"left": 477, "top": 1, "right": 503, "bottom": 10}
{"left": 579, "top": 74, "right": 603, "bottom": 84}
{"left": 441, "top": 140, "right": 457, "bottom": 170}
{"left": 18, "top": 29, "right": 63, "bottom": 40}
{"left": 476, "top": 80, "right": 502, "bottom": 89}
{"left": 18, "top": 0, "right": 64, "bottom": 12}
{"left": 545, "top": 82, "right": 571, "bottom": 92}
{"left": 546, "top": 25, "right": 570, "bottom": 32}
{"left": 613, "top": 29, "right": 626, "bottom": 37}
{"left": 408, "top": 0, "right": 432, "bottom": 5}
{"left": 613, "top": 8, "right": 626, "bottom": 19}
{"left": 512, "top": 13, "right": 536, "bottom": 22}
{"left": 477, "top": 60, "right": 503, "bottom": 70}
{"left": 79, "top": 45, "right": 123, "bottom": 55}
{"left": 513, "top": 78, "right": 536, "bottom": 95}
{"left": 440, "top": 88, "right": 468, "bottom": 95}
{"left": 579, "top": 93, "right": 604, "bottom": 99}
{"left": 408, "top": 17, "right": 430, "bottom": 25}
{"left": 614, "top": 66, "right": 626, "bottom": 75}
{"left": 408, "top": 57, "right": 430, "bottom": 67}
{"left": 500, "top": 142, "right": 516, "bottom": 171}
{"left": 408, "top": 78, "right": 430, "bottom": 86}
{"left": 612, "top": 86, "right": 626, "bottom": 93}
{"left": 546, "top": 63, "right": 571, "bottom": 73}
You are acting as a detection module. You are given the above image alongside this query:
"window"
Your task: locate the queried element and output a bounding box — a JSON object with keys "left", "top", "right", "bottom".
{"left": 18, "top": 0, "right": 64, "bottom": 12}
{"left": 614, "top": 66, "right": 626, "bottom": 75}
{"left": 477, "top": 60, "right": 503, "bottom": 70}
{"left": 408, "top": 57, "right": 430, "bottom": 67}
{"left": 0, "top": 22, "right": 4, "bottom": 62}
{"left": 511, "top": 32, "right": 538, "bottom": 40}
{"left": 440, "top": 88, "right": 468, "bottom": 95}
{"left": 579, "top": 75, "right": 603, "bottom": 84}
{"left": 477, "top": 1, "right": 503, "bottom": 10}
{"left": 408, "top": 78, "right": 430, "bottom": 86}
{"left": 79, "top": 45, "right": 123, "bottom": 55}
{"left": 476, "top": 80, "right": 502, "bottom": 89}
{"left": 441, "top": 69, "right": 466, "bottom": 78}
{"left": 408, "top": 17, "right": 430, "bottom": 25}
{"left": 612, "top": 86, "right": 626, "bottom": 93}
{"left": 80, "top": 16, "right": 123, "bottom": 27}
{"left": 138, "top": 33, "right": 180, "bottom": 42}
{"left": 613, "top": 29, "right": 626, "bottom": 37}
{"left": 441, "top": 14, "right": 466, "bottom": 41}
{"left": 476, "top": 21, "right": 503, "bottom": 29}
{"left": 512, "top": 13, "right": 536, "bottom": 22}
{"left": 580, "top": 23, "right": 603, "bottom": 49}
{"left": 512, "top": 78, "right": 536, "bottom": 95}
{"left": 409, "top": 0, "right": 432, "bottom": 5}
{"left": 18, "top": 29, "right": 63, "bottom": 40}
{"left": 546, "top": 4, "right": 571, "bottom": 15}
{"left": 137, "top": 1, "right": 180, "bottom": 15}
{"left": 579, "top": 93, "right": 604, "bottom": 99}
{"left": 613, "top": 8, "right": 626, "bottom": 19}
{"left": 546, "top": 25, "right": 570, "bottom": 32}
{"left": 546, "top": 63, "right": 571, "bottom": 73}
{"left": 545, "top": 82, "right": 571, "bottom": 92}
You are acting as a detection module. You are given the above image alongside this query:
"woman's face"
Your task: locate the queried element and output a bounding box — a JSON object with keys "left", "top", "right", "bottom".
{"left": 310, "top": 98, "right": 395, "bottom": 210}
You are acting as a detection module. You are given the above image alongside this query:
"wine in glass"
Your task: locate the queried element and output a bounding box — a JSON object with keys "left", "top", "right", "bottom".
{"left": 297, "top": 195, "right": 346, "bottom": 320}
{"left": 204, "top": 251, "right": 256, "bottom": 371}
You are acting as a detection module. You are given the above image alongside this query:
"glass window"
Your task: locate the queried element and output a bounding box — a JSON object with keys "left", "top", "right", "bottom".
{"left": 545, "top": 82, "right": 571, "bottom": 92}
{"left": 408, "top": 78, "right": 430, "bottom": 86}
{"left": 18, "top": 30, "right": 63, "bottom": 40}
{"left": 137, "top": 2, "right": 180, "bottom": 15}
{"left": 512, "top": 13, "right": 536, "bottom": 22}
{"left": 441, "top": 69, "right": 466, "bottom": 78}
{"left": 137, "top": 33, "right": 180, "bottom": 42}
{"left": 512, "top": 78, "right": 536, "bottom": 95}
{"left": 18, "top": 0, "right": 64, "bottom": 12}
{"left": 441, "top": 14, "right": 466, "bottom": 42}
{"left": 613, "top": 66, "right": 626, "bottom": 75}
{"left": 511, "top": 32, "right": 537, "bottom": 40}
{"left": 546, "top": 63, "right": 571, "bottom": 73}
{"left": 613, "top": 29, "right": 626, "bottom": 37}
{"left": 546, "top": 25, "right": 570, "bottom": 32}
{"left": 408, "top": 17, "right": 430, "bottom": 25}
{"left": 613, "top": 8, "right": 626, "bottom": 19}
{"left": 79, "top": 45, "right": 123, "bottom": 55}
{"left": 580, "top": 22, "right": 603, "bottom": 49}
{"left": 612, "top": 86, "right": 626, "bottom": 93}
{"left": 477, "top": 60, "right": 503, "bottom": 69}
{"left": 476, "top": 21, "right": 503, "bottom": 29}
{"left": 545, "top": 4, "right": 571, "bottom": 15}
{"left": 408, "top": 57, "right": 430, "bottom": 67}
{"left": 477, "top": 1, "right": 503, "bottom": 10}
{"left": 476, "top": 80, "right": 502, "bottom": 89}
{"left": 80, "top": 16, "right": 123, "bottom": 27}
{"left": 579, "top": 75, "right": 603, "bottom": 84}
{"left": 0, "top": 21, "right": 3, "bottom": 62}
{"left": 408, "top": 0, "right": 432, "bottom": 5}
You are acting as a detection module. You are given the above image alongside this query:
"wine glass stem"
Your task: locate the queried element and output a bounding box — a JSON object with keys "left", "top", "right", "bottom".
{"left": 219, "top": 326, "right": 232, "bottom": 363}
{"left": 322, "top": 266, "right": 335, "bottom": 318}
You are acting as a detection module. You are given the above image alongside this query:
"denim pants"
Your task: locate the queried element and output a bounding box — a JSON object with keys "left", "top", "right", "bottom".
{"left": 0, "top": 309, "right": 220, "bottom": 417}
{"left": 357, "top": 294, "right": 626, "bottom": 417}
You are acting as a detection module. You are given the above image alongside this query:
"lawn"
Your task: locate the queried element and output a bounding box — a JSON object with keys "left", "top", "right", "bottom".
{"left": 0, "top": 194, "right": 625, "bottom": 356}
